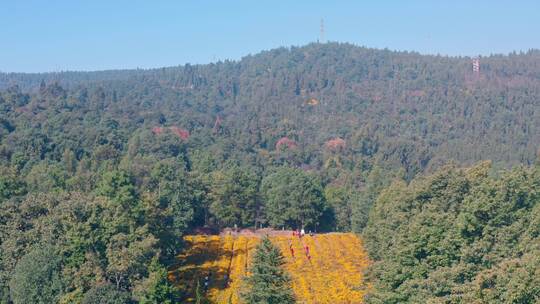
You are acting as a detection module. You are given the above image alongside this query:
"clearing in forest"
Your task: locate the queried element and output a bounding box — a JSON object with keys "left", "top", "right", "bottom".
{"left": 168, "top": 233, "right": 370, "bottom": 304}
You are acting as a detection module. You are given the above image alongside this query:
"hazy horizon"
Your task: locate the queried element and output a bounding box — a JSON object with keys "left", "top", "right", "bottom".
{"left": 2, "top": 0, "right": 539, "bottom": 73}
{"left": 2, "top": 42, "right": 540, "bottom": 75}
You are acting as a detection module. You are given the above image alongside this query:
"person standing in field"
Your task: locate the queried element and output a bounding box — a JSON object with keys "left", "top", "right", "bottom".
{"left": 204, "top": 276, "right": 209, "bottom": 293}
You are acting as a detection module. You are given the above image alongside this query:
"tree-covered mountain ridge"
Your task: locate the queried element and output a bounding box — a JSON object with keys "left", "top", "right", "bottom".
{"left": 2, "top": 43, "right": 539, "bottom": 177}
{"left": 2, "top": 43, "right": 540, "bottom": 91}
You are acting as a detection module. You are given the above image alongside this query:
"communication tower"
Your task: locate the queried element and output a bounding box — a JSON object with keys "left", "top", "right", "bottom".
{"left": 472, "top": 57, "right": 480, "bottom": 74}
{"left": 320, "top": 18, "right": 325, "bottom": 43}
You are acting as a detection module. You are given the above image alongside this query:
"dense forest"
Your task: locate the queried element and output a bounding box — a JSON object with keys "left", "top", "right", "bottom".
{"left": 1, "top": 43, "right": 539, "bottom": 303}
{"left": 364, "top": 162, "right": 540, "bottom": 303}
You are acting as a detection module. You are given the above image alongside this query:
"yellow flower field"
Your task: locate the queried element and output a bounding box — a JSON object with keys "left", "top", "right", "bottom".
{"left": 168, "top": 233, "right": 370, "bottom": 304}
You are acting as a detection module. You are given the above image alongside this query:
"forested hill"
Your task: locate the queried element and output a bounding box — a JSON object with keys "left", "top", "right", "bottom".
{"left": 2, "top": 43, "right": 540, "bottom": 178}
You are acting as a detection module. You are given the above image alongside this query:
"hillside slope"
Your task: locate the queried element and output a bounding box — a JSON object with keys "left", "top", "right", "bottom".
{"left": 169, "top": 233, "right": 369, "bottom": 303}
{"left": 2, "top": 44, "right": 540, "bottom": 177}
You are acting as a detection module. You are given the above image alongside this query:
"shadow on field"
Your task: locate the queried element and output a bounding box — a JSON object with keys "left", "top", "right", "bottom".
{"left": 169, "top": 237, "right": 249, "bottom": 303}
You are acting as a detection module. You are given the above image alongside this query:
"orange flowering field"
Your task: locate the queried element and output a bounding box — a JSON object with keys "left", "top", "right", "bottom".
{"left": 168, "top": 233, "right": 370, "bottom": 304}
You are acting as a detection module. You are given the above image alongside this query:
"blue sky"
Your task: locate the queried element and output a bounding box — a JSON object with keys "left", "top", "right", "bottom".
{"left": 1, "top": 0, "right": 539, "bottom": 72}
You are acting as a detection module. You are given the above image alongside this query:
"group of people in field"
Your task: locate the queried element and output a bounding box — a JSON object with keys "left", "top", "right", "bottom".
{"left": 289, "top": 228, "right": 312, "bottom": 262}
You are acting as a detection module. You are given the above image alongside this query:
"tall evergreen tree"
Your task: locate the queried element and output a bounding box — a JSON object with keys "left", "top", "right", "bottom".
{"left": 243, "top": 236, "right": 295, "bottom": 304}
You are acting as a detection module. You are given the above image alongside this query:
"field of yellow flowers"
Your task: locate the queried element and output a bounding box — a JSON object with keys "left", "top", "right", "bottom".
{"left": 168, "top": 233, "right": 370, "bottom": 304}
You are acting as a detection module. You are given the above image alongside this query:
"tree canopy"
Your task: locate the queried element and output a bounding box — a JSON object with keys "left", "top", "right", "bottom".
{"left": 262, "top": 167, "right": 328, "bottom": 230}
{"left": 363, "top": 162, "right": 540, "bottom": 303}
{"left": 9, "top": 245, "right": 65, "bottom": 304}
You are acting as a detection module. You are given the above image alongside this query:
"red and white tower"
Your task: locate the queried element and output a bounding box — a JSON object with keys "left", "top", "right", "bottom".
{"left": 472, "top": 57, "right": 480, "bottom": 74}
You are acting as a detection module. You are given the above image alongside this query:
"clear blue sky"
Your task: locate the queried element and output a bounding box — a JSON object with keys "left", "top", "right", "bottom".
{"left": 1, "top": 0, "right": 539, "bottom": 73}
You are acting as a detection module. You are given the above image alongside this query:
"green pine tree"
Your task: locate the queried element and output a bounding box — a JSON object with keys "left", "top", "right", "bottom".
{"left": 242, "top": 236, "right": 295, "bottom": 304}
{"left": 137, "top": 258, "right": 180, "bottom": 304}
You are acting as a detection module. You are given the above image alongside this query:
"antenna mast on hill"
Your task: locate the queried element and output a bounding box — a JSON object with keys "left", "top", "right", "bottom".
{"left": 320, "top": 18, "right": 325, "bottom": 43}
